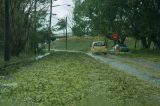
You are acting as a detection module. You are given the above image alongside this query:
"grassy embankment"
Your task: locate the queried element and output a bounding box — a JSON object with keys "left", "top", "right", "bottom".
{"left": 0, "top": 50, "right": 46, "bottom": 65}
{"left": 122, "top": 37, "right": 160, "bottom": 62}
{"left": 123, "top": 49, "right": 160, "bottom": 62}
{"left": 0, "top": 50, "right": 48, "bottom": 77}
{"left": 53, "top": 36, "right": 160, "bottom": 62}
{"left": 0, "top": 52, "right": 160, "bottom": 106}
{"left": 52, "top": 36, "right": 114, "bottom": 52}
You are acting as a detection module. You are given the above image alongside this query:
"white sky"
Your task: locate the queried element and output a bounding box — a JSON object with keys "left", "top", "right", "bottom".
{"left": 53, "top": 0, "right": 74, "bottom": 18}
{"left": 52, "top": 0, "right": 74, "bottom": 33}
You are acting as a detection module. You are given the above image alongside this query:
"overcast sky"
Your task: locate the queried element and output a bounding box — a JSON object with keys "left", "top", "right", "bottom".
{"left": 52, "top": 0, "right": 74, "bottom": 33}
{"left": 53, "top": 0, "right": 74, "bottom": 18}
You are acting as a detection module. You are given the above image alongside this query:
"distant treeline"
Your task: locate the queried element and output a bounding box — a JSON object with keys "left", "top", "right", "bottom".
{"left": 72, "top": 0, "right": 160, "bottom": 49}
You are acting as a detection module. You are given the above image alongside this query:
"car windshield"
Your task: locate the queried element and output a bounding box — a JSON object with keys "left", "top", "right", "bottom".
{"left": 94, "top": 42, "right": 105, "bottom": 46}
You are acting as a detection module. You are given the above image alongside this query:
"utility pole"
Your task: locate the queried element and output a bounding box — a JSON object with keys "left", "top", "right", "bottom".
{"left": 4, "top": 0, "right": 10, "bottom": 61}
{"left": 48, "top": 0, "right": 53, "bottom": 51}
{"left": 65, "top": 17, "right": 68, "bottom": 50}
{"left": 34, "top": 0, "right": 37, "bottom": 53}
{"left": 34, "top": 0, "right": 37, "bottom": 31}
{"left": 34, "top": 0, "right": 37, "bottom": 29}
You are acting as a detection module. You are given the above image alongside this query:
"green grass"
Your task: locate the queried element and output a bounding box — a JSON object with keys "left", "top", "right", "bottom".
{"left": 123, "top": 49, "right": 160, "bottom": 62}
{"left": 123, "top": 38, "right": 160, "bottom": 62}
{"left": 52, "top": 36, "right": 107, "bottom": 52}
{"left": 52, "top": 36, "right": 141, "bottom": 52}
{"left": 0, "top": 52, "right": 160, "bottom": 106}
{"left": 0, "top": 51, "right": 46, "bottom": 76}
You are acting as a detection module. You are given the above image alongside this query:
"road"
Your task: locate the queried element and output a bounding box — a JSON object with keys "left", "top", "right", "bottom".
{"left": 87, "top": 53, "right": 160, "bottom": 86}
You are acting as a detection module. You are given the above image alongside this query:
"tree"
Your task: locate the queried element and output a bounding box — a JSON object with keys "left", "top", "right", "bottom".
{"left": 4, "top": 0, "right": 10, "bottom": 61}
{"left": 0, "top": 0, "right": 53, "bottom": 57}
{"left": 72, "top": 0, "right": 91, "bottom": 36}
{"left": 56, "top": 19, "right": 66, "bottom": 31}
{"left": 72, "top": 0, "right": 160, "bottom": 49}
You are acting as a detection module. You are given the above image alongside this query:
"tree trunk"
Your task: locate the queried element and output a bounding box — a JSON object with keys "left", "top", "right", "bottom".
{"left": 141, "top": 37, "right": 150, "bottom": 49}
{"left": 120, "top": 36, "right": 126, "bottom": 44}
{"left": 135, "top": 39, "right": 137, "bottom": 49}
{"left": 4, "top": 0, "right": 10, "bottom": 61}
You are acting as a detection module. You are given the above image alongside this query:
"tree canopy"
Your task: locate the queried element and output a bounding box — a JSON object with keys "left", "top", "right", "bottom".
{"left": 0, "top": 0, "right": 52, "bottom": 56}
{"left": 72, "top": 0, "right": 160, "bottom": 49}
{"left": 56, "top": 19, "right": 66, "bottom": 31}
